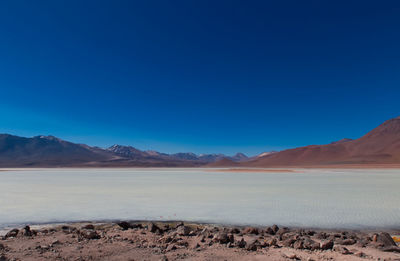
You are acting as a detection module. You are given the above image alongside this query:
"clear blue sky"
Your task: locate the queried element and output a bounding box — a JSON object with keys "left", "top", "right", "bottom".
{"left": 0, "top": 0, "right": 399, "bottom": 156}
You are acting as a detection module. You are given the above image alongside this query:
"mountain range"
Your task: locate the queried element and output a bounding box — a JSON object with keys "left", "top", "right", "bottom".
{"left": 1, "top": 116, "right": 399, "bottom": 167}
{"left": 0, "top": 135, "right": 249, "bottom": 167}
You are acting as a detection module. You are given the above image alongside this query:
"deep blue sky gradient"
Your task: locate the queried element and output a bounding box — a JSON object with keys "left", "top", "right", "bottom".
{"left": 0, "top": 0, "right": 399, "bottom": 155}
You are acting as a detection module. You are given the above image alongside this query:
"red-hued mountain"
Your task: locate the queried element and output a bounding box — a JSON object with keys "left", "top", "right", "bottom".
{"left": 241, "top": 116, "right": 400, "bottom": 167}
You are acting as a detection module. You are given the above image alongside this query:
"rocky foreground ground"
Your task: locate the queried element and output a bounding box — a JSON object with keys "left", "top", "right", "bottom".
{"left": 1, "top": 221, "right": 400, "bottom": 261}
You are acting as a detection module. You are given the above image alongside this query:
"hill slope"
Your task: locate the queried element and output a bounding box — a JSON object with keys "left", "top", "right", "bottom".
{"left": 243, "top": 116, "right": 400, "bottom": 167}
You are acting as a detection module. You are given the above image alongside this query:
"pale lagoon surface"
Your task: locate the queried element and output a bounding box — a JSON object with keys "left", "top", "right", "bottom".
{"left": 1, "top": 168, "right": 399, "bottom": 230}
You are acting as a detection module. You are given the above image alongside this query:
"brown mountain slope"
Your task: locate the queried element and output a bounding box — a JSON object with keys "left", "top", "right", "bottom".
{"left": 242, "top": 116, "right": 400, "bottom": 167}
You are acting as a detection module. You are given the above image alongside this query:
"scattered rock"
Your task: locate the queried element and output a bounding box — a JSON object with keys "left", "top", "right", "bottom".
{"left": 320, "top": 240, "right": 334, "bottom": 250}
{"left": 265, "top": 226, "right": 275, "bottom": 235}
{"left": 376, "top": 232, "right": 397, "bottom": 248}
{"left": 177, "top": 226, "right": 191, "bottom": 236}
{"left": 82, "top": 224, "right": 95, "bottom": 230}
{"left": 50, "top": 240, "right": 61, "bottom": 246}
{"left": 293, "top": 240, "right": 304, "bottom": 249}
{"left": 0, "top": 255, "right": 7, "bottom": 261}
{"left": 336, "top": 238, "right": 356, "bottom": 245}
{"left": 315, "top": 232, "right": 327, "bottom": 239}
{"left": 382, "top": 246, "right": 400, "bottom": 253}
{"left": 0, "top": 243, "right": 5, "bottom": 250}
{"left": 271, "top": 225, "right": 279, "bottom": 234}
{"left": 117, "top": 221, "right": 132, "bottom": 230}
{"left": 282, "top": 238, "right": 296, "bottom": 247}
{"left": 236, "top": 238, "right": 246, "bottom": 248}
{"left": 333, "top": 245, "right": 352, "bottom": 255}
{"left": 175, "top": 222, "right": 184, "bottom": 228}
{"left": 245, "top": 238, "right": 259, "bottom": 251}
{"left": 166, "top": 244, "right": 177, "bottom": 251}
{"left": 303, "top": 238, "right": 319, "bottom": 250}
{"left": 213, "top": 232, "right": 232, "bottom": 244}
{"left": 284, "top": 253, "right": 299, "bottom": 260}
{"left": 243, "top": 227, "right": 259, "bottom": 235}
{"left": 354, "top": 251, "right": 367, "bottom": 258}
{"left": 5, "top": 229, "right": 18, "bottom": 238}
{"left": 229, "top": 228, "right": 240, "bottom": 234}
{"left": 266, "top": 237, "right": 277, "bottom": 247}
{"left": 80, "top": 230, "right": 100, "bottom": 240}
{"left": 148, "top": 223, "right": 162, "bottom": 233}
{"left": 277, "top": 227, "right": 289, "bottom": 236}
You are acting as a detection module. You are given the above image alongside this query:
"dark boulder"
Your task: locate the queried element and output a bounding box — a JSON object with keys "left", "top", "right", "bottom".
{"left": 236, "top": 238, "right": 246, "bottom": 248}
{"left": 148, "top": 223, "right": 163, "bottom": 233}
{"left": 80, "top": 230, "right": 100, "bottom": 240}
{"left": 320, "top": 240, "right": 334, "bottom": 250}
{"left": 23, "top": 226, "right": 34, "bottom": 236}
{"left": 282, "top": 238, "right": 296, "bottom": 247}
{"left": 276, "top": 227, "right": 289, "bottom": 236}
{"left": 5, "top": 229, "right": 18, "bottom": 238}
{"left": 82, "top": 224, "right": 95, "bottom": 230}
{"left": 382, "top": 246, "right": 400, "bottom": 253}
{"left": 265, "top": 227, "right": 275, "bottom": 235}
{"left": 229, "top": 228, "right": 240, "bottom": 234}
{"left": 177, "top": 226, "right": 191, "bottom": 236}
{"left": 117, "top": 221, "right": 132, "bottom": 230}
{"left": 271, "top": 225, "right": 279, "bottom": 234}
{"left": 213, "top": 232, "right": 231, "bottom": 244}
{"left": 376, "top": 232, "right": 397, "bottom": 248}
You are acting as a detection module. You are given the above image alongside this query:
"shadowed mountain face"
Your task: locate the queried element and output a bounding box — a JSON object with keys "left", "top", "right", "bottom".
{"left": 0, "top": 135, "right": 247, "bottom": 167}
{"left": 240, "top": 116, "right": 400, "bottom": 167}
{"left": 0, "top": 135, "right": 112, "bottom": 167}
